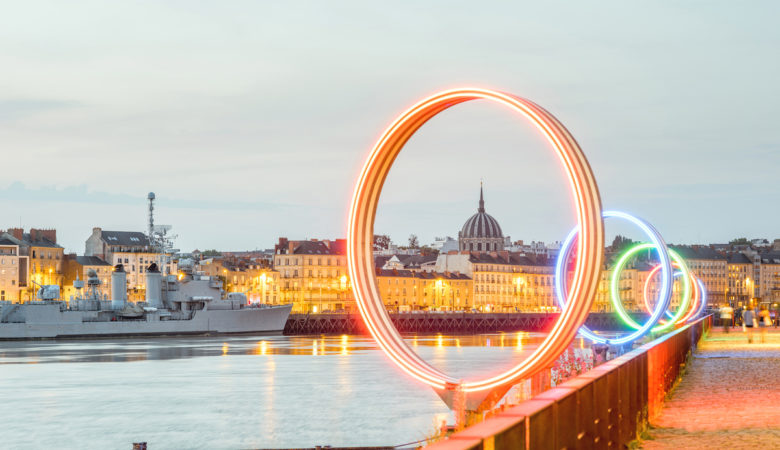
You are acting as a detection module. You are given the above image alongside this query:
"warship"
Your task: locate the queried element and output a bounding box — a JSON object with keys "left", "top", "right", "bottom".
{"left": 0, "top": 193, "right": 292, "bottom": 340}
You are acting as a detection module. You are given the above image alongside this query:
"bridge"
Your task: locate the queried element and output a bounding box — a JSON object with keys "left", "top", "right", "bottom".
{"left": 283, "top": 312, "right": 647, "bottom": 335}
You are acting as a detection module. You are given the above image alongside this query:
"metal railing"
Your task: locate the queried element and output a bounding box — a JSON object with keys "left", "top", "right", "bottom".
{"left": 425, "top": 314, "right": 712, "bottom": 449}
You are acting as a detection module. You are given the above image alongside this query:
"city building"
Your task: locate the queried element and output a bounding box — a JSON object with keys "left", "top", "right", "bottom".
{"left": 726, "top": 253, "right": 753, "bottom": 306}
{"left": 0, "top": 233, "right": 27, "bottom": 302}
{"left": 377, "top": 254, "right": 438, "bottom": 273}
{"left": 2, "top": 228, "right": 63, "bottom": 300}
{"left": 757, "top": 252, "right": 780, "bottom": 304}
{"left": 273, "top": 238, "right": 353, "bottom": 313}
{"left": 62, "top": 254, "right": 112, "bottom": 302}
{"left": 375, "top": 269, "right": 472, "bottom": 311}
{"left": 85, "top": 227, "right": 176, "bottom": 302}
{"left": 198, "top": 257, "right": 280, "bottom": 304}
{"left": 429, "top": 236, "right": 459, "bottom": 254}
{"left": 671, "top": 246, "right": 728, "bottom": 305}
{"left": 436, "top": 251, "right": 556, "bottom": 312}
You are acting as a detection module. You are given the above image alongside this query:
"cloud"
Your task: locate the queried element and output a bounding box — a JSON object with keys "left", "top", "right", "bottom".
{"left": 0, "top": 182, "right": 289, "bottom": 211}
{"left": 0, "top": 99, "right": 81, "bottom": 122}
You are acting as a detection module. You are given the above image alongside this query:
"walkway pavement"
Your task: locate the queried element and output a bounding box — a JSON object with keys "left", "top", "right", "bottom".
{"left": 643, "top": 327, "right": 780, "bottom": 449}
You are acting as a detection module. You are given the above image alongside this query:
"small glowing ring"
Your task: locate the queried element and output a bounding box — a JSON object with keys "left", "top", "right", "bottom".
{"left": 555, "top": 210, "right": 673, "bottom": 345}
{"left": 348, "top": 88, "right": 604, "bottom": 392}
{"left": 679, "top": 273, "right": 702, "bottom": 323}
{"left": 641, "top": 264, "right": 697, "bottom": 322}
{"left": 691, "top": 278, "right": 707, "bottom": 321}
{"left": 611, "top": 246, "right": 691, "bottom": 333}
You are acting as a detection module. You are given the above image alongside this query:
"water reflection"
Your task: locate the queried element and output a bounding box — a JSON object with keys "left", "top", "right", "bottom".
{"left": 0, "top": 332, "right": 596, "bottom": 449}
{"left": 0, "top": 332, "right": 562, "bottom": 363}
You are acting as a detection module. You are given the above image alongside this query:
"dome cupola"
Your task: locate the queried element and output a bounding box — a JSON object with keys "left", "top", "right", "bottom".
{"left": 458, "top": 184, "right": 505, "bottom": 253}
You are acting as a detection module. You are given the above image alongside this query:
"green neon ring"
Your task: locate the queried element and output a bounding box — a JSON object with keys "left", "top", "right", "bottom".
{"left": 610, "top": 244, "right": 691, "bottom": 333}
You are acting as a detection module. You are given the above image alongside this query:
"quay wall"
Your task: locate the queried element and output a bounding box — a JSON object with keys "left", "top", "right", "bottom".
{"left": 425, "top": 315, "right": 712, "bottom": 450}
{"left": 282, "top": 312, "right": 648, "bottom": 335}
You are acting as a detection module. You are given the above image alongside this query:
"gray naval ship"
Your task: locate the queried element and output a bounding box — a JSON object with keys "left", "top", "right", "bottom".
{"left": 0, "top": 192, "right": 291, "bottom": 340}
{"left": 0, "top": 262, "right": 292, "bottom": 340}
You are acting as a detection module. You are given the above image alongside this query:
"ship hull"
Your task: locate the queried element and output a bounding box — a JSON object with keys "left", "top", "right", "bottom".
{"left": 0, "top": 303, "right": 293, "bottom": 340}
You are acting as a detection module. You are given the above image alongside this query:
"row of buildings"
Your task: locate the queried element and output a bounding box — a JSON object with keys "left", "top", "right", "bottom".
{"left": 0, "top": 227, "right": 175, "bottom": 303}
{"left": 2, "top": 186, "right": 778, "bottom": 313}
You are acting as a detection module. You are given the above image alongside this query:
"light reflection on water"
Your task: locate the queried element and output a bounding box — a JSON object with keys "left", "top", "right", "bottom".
{"left": 0, "top": 332, "right": 586, "bottom": 449}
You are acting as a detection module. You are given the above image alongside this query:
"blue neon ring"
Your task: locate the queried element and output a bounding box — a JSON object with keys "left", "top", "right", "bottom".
{"left": 555, "top": 210, "right": 673, "bottom": 345}
{"left": 689, "top": 278, "right": 707, "bottom": 322}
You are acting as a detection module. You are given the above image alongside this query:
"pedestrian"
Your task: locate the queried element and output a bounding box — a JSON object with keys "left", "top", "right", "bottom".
{"left": 743, "top": 306, "right": 755, "bottom": 343}
{"left": 719, "top": 303, "right": 733, "bottom": 333}
{"left": 758, "top": 305, "right": 771, "bottom": 344}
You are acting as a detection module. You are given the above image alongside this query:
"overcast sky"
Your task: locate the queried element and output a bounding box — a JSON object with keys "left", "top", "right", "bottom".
{"left": 1, "top": 1, "right": 778, "bottom": 254}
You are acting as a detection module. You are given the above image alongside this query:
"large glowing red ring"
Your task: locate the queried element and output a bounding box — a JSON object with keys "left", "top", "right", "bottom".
{"left": 347, "top": 88, "right": 604, "bottom": 393}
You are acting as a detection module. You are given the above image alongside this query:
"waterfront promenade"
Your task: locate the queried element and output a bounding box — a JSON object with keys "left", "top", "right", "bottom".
{"left": 644, "top": 328, "right": 780, "bottom": 448}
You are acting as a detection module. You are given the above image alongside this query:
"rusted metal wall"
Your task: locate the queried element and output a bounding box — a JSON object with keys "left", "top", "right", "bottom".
{"left": 425, "top": 315, "right": 712, "bottom": 450}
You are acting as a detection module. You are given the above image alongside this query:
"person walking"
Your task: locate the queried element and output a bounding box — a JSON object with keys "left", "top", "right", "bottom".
{"left": 743, "top": 306, "right": 755, "bottom": 343}
{"left": 719, "top": 303, "right": 734, "bottom": 333}
{"left": 758, "top": 305, "right": 771, "bottom": 344}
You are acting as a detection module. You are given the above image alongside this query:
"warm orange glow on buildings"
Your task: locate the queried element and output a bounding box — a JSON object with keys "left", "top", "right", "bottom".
{"left": 375, "top": 269, "right": 471, "bottom": 311}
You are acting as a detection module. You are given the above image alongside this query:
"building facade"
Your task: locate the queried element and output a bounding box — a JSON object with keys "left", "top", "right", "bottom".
{"left": 376, "top": 269, "right": 472, "bottom": 311}
{"left": 198, "top": 257, "right": 280, "bottom": 304}
{"left": 62, "top": 254, "right": 112, "bottom": 302}
{"left": 273, "top": 238, "right": 353, "bottom": 313}
{"left": 0, "top": 234, "right": 26, "bottom": 302}
{"left": 85, "top": 227, "right": 176, "bottom": 302}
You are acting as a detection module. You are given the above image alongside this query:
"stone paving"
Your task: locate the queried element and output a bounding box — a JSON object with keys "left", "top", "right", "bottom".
{"left": 642, "top": 328, "right": 780, "bottom": 449}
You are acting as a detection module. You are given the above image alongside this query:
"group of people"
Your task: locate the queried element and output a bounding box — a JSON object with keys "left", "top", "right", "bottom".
{"left": 719, "top": 303, "right": 776, "bottom": 343}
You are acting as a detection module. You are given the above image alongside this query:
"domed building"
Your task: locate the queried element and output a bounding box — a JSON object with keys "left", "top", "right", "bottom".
{"left": 458, "top": 185, "right": 505, "bottom": 253}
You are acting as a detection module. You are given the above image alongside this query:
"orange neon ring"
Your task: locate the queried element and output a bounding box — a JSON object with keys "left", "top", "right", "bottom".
{"left": 347, "top": 88, "right": 604, "bottom": 392}
{"left": 642, "top": 264, "right": 700, "bottom": 325}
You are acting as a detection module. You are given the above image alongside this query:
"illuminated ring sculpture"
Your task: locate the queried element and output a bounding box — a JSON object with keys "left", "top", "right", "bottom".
{"left": 641, "top": 264, "right": 699, "bottom": 323}
{"left": 555, "top": 210, "right": 673, "bottom": 345}
{"left": 680, "top": 274, "right": 702, "bottom": 323}
{"left": 691, "top": 278, "right": 707, "bottom": 321}
{"left": 348, "top": 88, "right": 604, "bottom": 392}
{"left": 611, "top": 245, "right": 691, "bottom": 333}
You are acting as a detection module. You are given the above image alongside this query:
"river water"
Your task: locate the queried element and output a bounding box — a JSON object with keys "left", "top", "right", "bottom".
{"left": 0, "top": 333, "right": 587, "bottom": 449}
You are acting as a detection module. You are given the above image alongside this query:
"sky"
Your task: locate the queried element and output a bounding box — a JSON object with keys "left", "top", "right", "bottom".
{"left": 1, "top": 1, "right": 779, "bottom": 254}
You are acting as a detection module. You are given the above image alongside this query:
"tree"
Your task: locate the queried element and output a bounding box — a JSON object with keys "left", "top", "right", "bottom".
{"left": 419, "top": 246, "right": 439, "bottom": 257}
{"left": 610, "top": 235, "right": 634, "bottom": 252}
{"left": 373, "top": 234, "right": 392, "bottom": 251}
{"left": 202, "top": 249, "right": 222, "bottom": 257}
{"left": 729, "top": 237, "right": 750, "bottom": 245}
{"left": 408, "top": 234, "right": 419, "bottom": 249}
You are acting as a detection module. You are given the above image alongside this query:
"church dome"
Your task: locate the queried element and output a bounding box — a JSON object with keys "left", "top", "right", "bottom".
{"left": 460, "top": 186, "right": 503, "bottom": 239}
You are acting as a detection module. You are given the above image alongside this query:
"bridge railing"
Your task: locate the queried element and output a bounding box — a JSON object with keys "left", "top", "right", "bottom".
{"left": 425, "top": 314, "right": 713, "bottom": 450}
